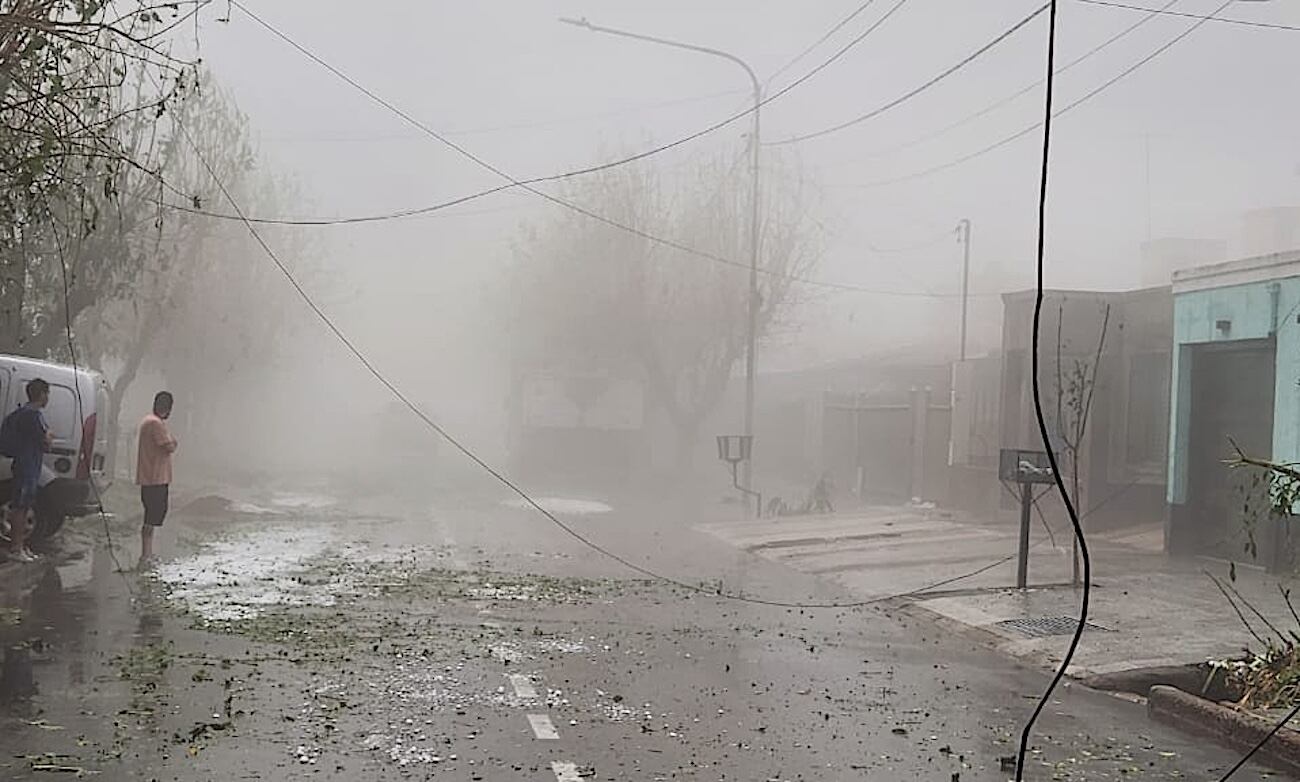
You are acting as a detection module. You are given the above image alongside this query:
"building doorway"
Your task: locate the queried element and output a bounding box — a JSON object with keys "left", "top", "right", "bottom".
{"left": 1185, "top": 339, "right": 1276, "bottom": 563}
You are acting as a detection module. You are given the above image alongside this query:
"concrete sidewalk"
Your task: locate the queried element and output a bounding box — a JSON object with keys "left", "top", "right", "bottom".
{"left": 699, "top": 506, "right": 1296, "bottom": 678}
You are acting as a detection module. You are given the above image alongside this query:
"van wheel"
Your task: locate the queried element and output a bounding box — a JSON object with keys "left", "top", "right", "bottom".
{"left": 29, "top": 507, "right": 64, "bottom": 543}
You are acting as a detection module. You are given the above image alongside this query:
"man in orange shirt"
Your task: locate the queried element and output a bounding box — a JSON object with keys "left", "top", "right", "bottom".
{"left": 137, "top": 392, "right": 177, "bottom": 567}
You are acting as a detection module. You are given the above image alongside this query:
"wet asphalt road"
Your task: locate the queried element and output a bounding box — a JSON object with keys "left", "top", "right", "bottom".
{"left": 0, "top": 484, "right": 1282, "bottom": 781}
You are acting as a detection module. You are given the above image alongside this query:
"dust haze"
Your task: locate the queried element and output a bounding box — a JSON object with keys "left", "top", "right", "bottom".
{"left": 63, "top": 0, "right": 1300, "bottom": 511}
{"left": 5, "top": 2, "right": 1300, "bottom": 780}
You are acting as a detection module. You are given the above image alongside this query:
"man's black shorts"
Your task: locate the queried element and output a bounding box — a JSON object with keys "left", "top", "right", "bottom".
{"left": 141, "top": 484, "right": 169, "bottom": 528}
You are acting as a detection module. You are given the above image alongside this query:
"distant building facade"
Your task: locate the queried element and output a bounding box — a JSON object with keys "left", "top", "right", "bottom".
{"left": 984, "top": 287, "right": 1173, "bottom": 531}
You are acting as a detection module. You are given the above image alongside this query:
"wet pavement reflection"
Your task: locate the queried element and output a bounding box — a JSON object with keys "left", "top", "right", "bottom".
{"left": 0, "top": 489, "right": 1281, "bottom": 780}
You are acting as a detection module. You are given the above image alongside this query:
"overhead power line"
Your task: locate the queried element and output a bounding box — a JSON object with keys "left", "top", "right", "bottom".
{"left": 166, "top": 67, "right": 1039, "bottom": 612}
{"left": 205, "top": 0, "right": 915, "bottom": 228}
{"left": 860, "top": 0, "right": 1184, "bottom": 164}
{"left": 857, "top": 0, "right": 1235, "bottom": 188}
{"left": 763, "top": 0, "right": 881, "bottom": 85}
{"left": 770, "top": 3, "right": 1050, "bottom": 146}
{"left": 214, "top": 1, "right": 976, "bottom": 299}
{"left": 1077, "top": 0, "right": 1300, "bottom": 31}
{"left": 172, "top": 0, "right": 909, "bottom": 228}
{"left": 258, "top": 88, "right": 746, "bottom": 144}
{"left": 175, "top": 2, "right": 1300, "bottom": 758}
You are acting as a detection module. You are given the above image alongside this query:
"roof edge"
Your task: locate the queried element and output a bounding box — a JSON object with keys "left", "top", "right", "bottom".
{"left": 1173, "top": 249, "right": 1300, "bottom": 294}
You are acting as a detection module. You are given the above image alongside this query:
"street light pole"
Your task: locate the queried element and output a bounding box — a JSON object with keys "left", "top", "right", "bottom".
{"left": 742, "top": 73, "right": 761, "bottom": 498}
{"left": 956, "top": 218, "right": 972, "bottom": 362}
{"left": 560, "top": 17, "right": 763, "bottom": 501}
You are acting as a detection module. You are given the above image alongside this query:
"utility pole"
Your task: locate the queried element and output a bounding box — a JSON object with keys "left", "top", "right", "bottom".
{"left": 559, "top": 16, "right": 763, "bottom": 507}
{"left": 956, "top": 219, "right": 972, "bottom": 362}
{"left": 742, "top": 76, "right": 761, "bottom": 498}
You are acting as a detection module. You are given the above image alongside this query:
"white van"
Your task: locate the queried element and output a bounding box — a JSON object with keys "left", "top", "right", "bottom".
{"left": 0, "top": 356, "right": 111, "bottom": 540}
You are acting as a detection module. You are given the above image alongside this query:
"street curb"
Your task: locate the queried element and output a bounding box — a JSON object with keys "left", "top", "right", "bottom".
{"left": 1084, "top": 663, "right": 1237, "bottom": 701}
{"left": 891, "top": 598, "right": 1016, "bottom": 657}
{"left": 1148, "top": 685, "right": 1300, "bottom": 777}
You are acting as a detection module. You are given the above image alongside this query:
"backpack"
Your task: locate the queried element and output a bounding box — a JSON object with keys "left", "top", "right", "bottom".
{"left": 0, "top": 406, "right": 25, "bottom": 459}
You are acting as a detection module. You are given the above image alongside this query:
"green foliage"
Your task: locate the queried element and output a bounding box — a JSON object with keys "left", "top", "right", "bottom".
{"left": 1231, "top": 446, "right": 1300, "bottom": 566}
{"left": 0, "top": 0, "right": 197, "bottom": 353}
{"left": 1, "top": 5, "right": 318, "bottom": 467}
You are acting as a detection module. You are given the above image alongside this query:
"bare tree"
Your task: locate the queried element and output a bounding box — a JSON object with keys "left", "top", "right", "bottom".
{"left": 511, "top": 149, "right": 822, "bottom": 469}
{"left": 67, "top": 72, "right": 321, "bottom": 482}
{"left": 1050, "top": 299, "right": 1111, "bottom": 586}
{"left": 46, "top": 70, "right": 252, "bottom": 460}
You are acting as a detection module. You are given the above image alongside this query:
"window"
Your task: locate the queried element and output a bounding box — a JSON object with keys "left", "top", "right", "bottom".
{"left": 1000, "top": 350, "right": 1025, "bottom": 447}
{"left": 43, "top": 384, "right": 78, "bottom": 444}
{"left": 1121, "top": 352, "right": 1171, "bottom": 477}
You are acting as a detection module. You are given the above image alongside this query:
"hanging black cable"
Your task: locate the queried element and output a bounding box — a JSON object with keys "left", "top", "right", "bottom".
{"left": 47, "top": 210, "right": 135, "bottom": 592}
{"left": 1217, "top": 700, "right": 1300, "bottom": 780}
{"left": 859, "top": 0, "right": 1184, "bottom": 165}
{"left": 1017, "top": 0, "right": 1089, "bottom": 777}
{"left": 860, "top": 0, "right": 1236, "bottom": 189}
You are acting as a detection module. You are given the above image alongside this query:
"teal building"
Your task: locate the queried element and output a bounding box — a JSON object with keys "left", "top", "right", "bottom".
{"left": 1168, "top": 252, "right": 1300, "bottom": 568}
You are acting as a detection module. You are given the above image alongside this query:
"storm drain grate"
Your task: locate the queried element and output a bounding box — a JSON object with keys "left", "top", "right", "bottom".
{"left": 994, "top": 616, "right": 1111, "bottom": 638}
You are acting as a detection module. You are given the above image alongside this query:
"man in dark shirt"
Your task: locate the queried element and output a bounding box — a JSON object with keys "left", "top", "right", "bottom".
{"left": 7, "top": 379, "right": 51, "bottom": 563}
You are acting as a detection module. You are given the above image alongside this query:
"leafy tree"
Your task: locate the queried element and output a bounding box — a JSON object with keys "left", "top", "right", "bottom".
{"left": 0, "top": 1, "right": 194, "bottom": 352}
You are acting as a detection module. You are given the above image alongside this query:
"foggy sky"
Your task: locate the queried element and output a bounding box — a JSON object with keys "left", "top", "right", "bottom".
{"left": 184, "top": 0, "right": 1300, "bottom": 385}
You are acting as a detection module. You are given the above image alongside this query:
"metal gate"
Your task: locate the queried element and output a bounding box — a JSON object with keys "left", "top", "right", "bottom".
{"left": 822, "top": 388, "right": 951, "bottom": 503}
{"left": 1185, "top": 339, "right": 1277, "bottom": 564}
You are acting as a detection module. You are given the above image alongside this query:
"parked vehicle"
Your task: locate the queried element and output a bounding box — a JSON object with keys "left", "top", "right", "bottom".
{"left": 0, "top": 356, "right": 111, "bottom": 542}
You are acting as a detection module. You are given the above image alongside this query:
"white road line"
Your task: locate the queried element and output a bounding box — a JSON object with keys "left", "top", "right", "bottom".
{"left": 552, "top": 762, "right": 582, "bottom": 781}
{"left": 508, "top": 673, "right": 538, "bottom": 699}
{"left": 527, "top": 713, "right": 560, "bottom": 740}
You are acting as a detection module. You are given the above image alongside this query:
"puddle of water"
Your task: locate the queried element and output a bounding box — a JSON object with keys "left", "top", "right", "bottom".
{"left": 502, "top": 497, "right": 613, "bottom": 516}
